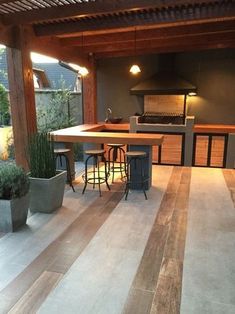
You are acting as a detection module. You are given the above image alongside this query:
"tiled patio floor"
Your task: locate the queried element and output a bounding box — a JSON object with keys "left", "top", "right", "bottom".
{"left": 0, "top": 166, "right": 234, "bottom": 314}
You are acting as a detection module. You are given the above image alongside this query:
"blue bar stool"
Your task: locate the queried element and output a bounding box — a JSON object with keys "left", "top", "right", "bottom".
{"left": 107, "top": 143, "right": 126, "bottom": 182}
{"left": 82, "top": 149, "right": 110, "bottom": 197}
{"left": 124, "top": 151, "right": 148, "bottom": 200}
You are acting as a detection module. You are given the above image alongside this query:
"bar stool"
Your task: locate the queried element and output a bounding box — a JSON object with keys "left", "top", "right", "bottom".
{"left": 82, "top": 149, "right": 110, "bottom": 197}
{"left": 54, "top": 148, "right": 75, "bottom": 192}
{"left": 124, "top": 151, "right": 148, "bottom": 200}
{"left": 107, "top": 143, "right": 126, "bottom": 182}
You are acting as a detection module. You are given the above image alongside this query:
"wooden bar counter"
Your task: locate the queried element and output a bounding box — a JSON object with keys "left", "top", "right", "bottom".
{"left": 51, "top": 125, "right": 164, "bottom": 190}
{"left": 51, "top": 126, "right": 163, "bottom": 146}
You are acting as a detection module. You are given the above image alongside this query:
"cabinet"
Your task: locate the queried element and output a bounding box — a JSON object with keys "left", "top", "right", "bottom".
{"left": 192, "top": 133, "right": 228, "bottom": 168}
{"left": 152, "top": 133, "right": 184, "bottom": 166}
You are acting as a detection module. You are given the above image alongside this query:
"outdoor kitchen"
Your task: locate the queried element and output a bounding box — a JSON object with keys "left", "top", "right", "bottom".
{"left": 97, "top": 51, "right": 235, "bottom": 169}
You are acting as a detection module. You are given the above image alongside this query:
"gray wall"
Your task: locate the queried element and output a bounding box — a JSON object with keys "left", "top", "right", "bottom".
{"left": 97, "top": 49, "right": 235, "bottom": 124}
{"left": 97, "top": 55, "right": 159, "bottom": 122}
{"left": 176, "top": 49, "right": 235, "bottom": 124}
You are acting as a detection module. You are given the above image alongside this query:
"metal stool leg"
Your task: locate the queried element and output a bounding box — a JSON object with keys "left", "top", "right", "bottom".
{"left": 120, "top": 147, "right": 126, "bottom": 181}
{"left": 125, "top": 158, "right": 131, "bottom": 200}
{"left": 63, "top": 154, "right": 75, "bottom": 192}
{"left": 140, "top": 158, "right": 147, "bottom": 200}
{"left": 104, "top": 156, "right": 111, "bottom": 190}
{"left": 97, "top": 156, "right": 102, "bottom": 197}
{"left": 82, "top": 155, "right": 91, "bottom": 194}
{"left": 92, "top": 156, "right": 96, "bottom": 189}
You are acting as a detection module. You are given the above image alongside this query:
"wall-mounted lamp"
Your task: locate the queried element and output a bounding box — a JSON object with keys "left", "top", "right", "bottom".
{"left": 68, "top": 63, "right": 89, "bottom": 76}
{"left": 188, "top": 91, "right": 197, "bottom": 96}
{"left": 59, "top": 61, "right": 89, "bottom": 77}
{"left": 130, "top": 28, "right": 141, "bottom": 75}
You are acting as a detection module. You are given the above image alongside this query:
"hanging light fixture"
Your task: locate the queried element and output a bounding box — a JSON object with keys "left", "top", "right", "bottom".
{"left": 74, "top": 32, "right": 89, "bottom": 77}
{"left": 130, "top": 28, "right": 141, "bottom": 75}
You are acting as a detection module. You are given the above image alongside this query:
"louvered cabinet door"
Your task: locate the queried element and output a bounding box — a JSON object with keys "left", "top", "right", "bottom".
{"left": 193, "top": 133, "right": 227, "bottom": 168}
{"left": 152, "top": 134, "right": 184, "bottom": 165}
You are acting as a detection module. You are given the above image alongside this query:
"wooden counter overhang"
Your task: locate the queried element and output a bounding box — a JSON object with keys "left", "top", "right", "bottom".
{"left": 51, "top": 125, "right": 163, "bottom": 146}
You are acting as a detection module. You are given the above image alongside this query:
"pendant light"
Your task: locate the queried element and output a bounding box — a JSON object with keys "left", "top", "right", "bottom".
{"left": 79, "top": 32, "right": 89, "bottom": 77}
{"left": 130, "top": 28, "right": 141, "bottom": 75}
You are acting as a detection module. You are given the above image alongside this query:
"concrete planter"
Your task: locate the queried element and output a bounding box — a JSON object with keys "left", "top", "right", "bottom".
{"left": 0, "top": 193, "right": 29, "bottom": 232}
{"left": 29, "top": 171, "right": 66, "bottom": 213}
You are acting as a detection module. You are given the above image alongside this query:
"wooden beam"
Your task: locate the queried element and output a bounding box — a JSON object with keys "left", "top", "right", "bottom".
{"left": 82, "top": 56, "right": 97, "bottom": 124}
{"left": 19, "top": 26, "right": 89, "bottom": 67}
{"left": 60, "top": 20, "right": 235, "bottom": 47}
{"left": 95, "top": 39, "right": 235, "bottom": 58}
{"left": 2, "top": 0, "right": 221, "bottom": 26}
{"left": 74, "top": 30, "right": 235, "bottom": 54}
{"left": 7, "top": 26, "right": 37, "bottom": 169}
{"left": 34, "top": 4, "right": 235, "bottom": 37}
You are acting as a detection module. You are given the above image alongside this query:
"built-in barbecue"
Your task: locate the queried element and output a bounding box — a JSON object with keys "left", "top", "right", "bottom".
{"left": 130, "top": 72, "right": 197, "bottom": 167}
{"left": 130, "top": 72, "right": 197, "bottom": 126}
{"left": 138, "top": 111, "right": 184, "bottom": 125}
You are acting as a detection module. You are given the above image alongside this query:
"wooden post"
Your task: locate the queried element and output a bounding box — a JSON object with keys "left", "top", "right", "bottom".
{"left": 7, "top": 26, "right": 37, "bottom": 169}
{"left": 82, "top": 55, "right": 97, "bottom": 123}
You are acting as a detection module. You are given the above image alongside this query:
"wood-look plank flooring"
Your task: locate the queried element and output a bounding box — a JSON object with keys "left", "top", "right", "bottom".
{"left": 0, "top": 165, "right": 234, "bottom": 314}
{"left": 181, "top": 167, "right": 235, "bottom": 314}
{"left": 8, "top": 271, "right": 62, "bottom": 314}
{"left": 0, "top": 184, "right": 124, "bottom": 313}
{"left": 223, "top": 169, "right": 235, "bottom": 207}
{"left": 123, "top": 167, "right": 191, "bottom": 314}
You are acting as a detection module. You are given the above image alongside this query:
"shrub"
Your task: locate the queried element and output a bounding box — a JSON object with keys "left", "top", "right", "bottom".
{"left": 28, "top": 132, "right": 56, "bottom": 178}
{"left": 0, "top": 163, "right": 29, "bottom": 200}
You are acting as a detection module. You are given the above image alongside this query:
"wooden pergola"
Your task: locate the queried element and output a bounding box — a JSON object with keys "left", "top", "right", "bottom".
{"left": 0, "top": 0, "right": 234, "bottom": 168}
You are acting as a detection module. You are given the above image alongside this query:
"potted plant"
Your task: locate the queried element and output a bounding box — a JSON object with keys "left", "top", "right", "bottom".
{"left": 0, "top": 163, "right": 29, "bottom": 232}
{"left": 28, "top": 132, "right": 67, "bottom": 213}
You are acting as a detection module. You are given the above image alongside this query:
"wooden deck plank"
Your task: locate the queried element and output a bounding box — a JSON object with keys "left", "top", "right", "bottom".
{"left": 0, "top": 186, "right": 124, "bottom": 313}
{"left": 8, "top": 271, "right": 63, "bottom": 314}
{"left": 132, "top": 223, "right": 169, "bottom": 292}
{"left": 150, "top": 273, "right": 182, "bottom": 314}
{"left": 163, "top": 210, "right": 188, "bottom": 261}
{"left": 151, "top": 167, "right": 191, "bottom": 314}
{"left": 123, "top": 167, "right": 182, "bottom": 313}
{"left": 123, "top": 167, "right": 191, "bottom": 314}
{"left": 223, "top": 169, "right": 235, "bottom": 207}
{"left": 122, "top": 288, "right": 154, "bottom": 314}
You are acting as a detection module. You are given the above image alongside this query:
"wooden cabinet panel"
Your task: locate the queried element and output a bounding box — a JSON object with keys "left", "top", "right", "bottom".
{"left": 153, "top": 134, "right": 183, "bottom": 165}
{"left": 194, "top": 135, "right": 209, "bottom": 166}
{"left": 210, "top": 136, "right": 225, "bottom": 167}
{"left": 193, "top": 134, "right": 227, "bottom": 168}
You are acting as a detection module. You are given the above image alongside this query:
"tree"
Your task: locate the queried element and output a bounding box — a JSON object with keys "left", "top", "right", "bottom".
{"left": 0, "top": 83, "right": 10, "bottom": 126}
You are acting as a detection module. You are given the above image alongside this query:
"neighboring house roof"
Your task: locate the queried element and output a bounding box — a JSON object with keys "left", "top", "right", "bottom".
{"left": 0, "top": 49, "right": 80, "bottom": 91}
{"left": 34, "top": 62, "right": 78, "bottom": 90}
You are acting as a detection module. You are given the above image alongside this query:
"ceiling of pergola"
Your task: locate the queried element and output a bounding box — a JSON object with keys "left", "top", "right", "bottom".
{"left": 0, "top": 0, "right": 234, "bottom": 60}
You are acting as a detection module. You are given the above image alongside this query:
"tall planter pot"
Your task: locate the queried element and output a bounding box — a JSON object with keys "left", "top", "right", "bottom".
{"left": 29, "top": 170, "right": 66, "bottom": 213}
{"left": 0, "top": 193, "right": 29, "bottom": 232}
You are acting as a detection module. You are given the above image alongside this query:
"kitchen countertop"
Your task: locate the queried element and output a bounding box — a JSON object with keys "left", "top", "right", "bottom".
{"left": 100, "top": 122, "right": 235, "bottom": 133}
{"left": 51, "top": 122, "right": 235, "bottom": 136}
{"left": 51, "top": 125, "right": 163, "bottom": 146}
